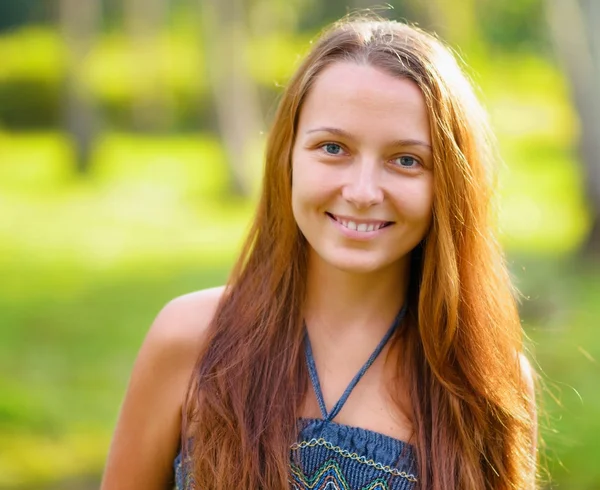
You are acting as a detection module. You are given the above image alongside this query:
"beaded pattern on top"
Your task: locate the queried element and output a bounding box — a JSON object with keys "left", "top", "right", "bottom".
{"left": 290, "top": 437, "right": 418, "bottom": 483}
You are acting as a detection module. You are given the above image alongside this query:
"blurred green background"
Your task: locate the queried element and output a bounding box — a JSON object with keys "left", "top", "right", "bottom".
{"left": 0, "top": 0, "right": 599, "bottom": 488}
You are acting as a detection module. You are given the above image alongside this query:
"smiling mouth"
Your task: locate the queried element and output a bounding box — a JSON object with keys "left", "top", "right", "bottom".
{"left": 326, "top": 212, "right": 394, "bottom": 232}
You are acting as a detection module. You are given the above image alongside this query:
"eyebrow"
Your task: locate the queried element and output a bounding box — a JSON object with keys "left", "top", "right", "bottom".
{"left": 306, "top": 126, "right": 432, "bottom": 151}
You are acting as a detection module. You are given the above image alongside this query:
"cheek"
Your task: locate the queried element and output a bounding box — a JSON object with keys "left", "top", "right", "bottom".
{"left": 291, "top": 157, "right": 336, "bottom": 210}
{"left": 394, "top": 179, "right": 433, "bottom": 221}
{"left": 420, "top": 182, "right": 434, "bottom": 221}
{"left": 291, "top": 158, "right": 320, "bottom": 222}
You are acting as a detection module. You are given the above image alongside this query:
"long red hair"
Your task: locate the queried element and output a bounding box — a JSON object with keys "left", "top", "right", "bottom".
{"left": 182, "top": 15, "right": 536, "bottom": 489}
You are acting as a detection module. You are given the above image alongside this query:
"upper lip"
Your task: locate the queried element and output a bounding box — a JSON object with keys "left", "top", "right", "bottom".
{"left": 326, "top": 212, "right": 393, "bottom": 225}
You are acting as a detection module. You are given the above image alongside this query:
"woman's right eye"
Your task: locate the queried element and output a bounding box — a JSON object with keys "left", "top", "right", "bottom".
{"left": 320, "top": 143, "right": 344, "bottom": 155}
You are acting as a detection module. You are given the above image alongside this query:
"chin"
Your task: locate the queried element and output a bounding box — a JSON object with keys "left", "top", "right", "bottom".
{"left": 323, "top": 253, "right": 396, "bottom": 275}
{"left": 335, "top": 263, "right": 385, "bottom": 274}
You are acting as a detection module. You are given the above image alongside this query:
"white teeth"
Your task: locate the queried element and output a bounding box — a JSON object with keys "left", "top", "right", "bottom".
{"left": 331, "top": 214, "right": 388, "bottom": 232}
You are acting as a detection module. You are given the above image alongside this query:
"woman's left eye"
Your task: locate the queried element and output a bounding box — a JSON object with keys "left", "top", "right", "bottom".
{"left": 392, "top": 155, "right": 420, "bottom": 168}
{"left": 321, "top": 143, "right": 344, "bottom": 155}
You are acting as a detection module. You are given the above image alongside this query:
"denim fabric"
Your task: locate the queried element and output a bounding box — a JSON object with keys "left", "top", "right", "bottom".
{"left": 173, "top": 450, "right": 186, "bottom": 490}
{"left": 174, "top": 418, "right": 417, "bottom": 490}
{"left": 174, "top": 305, "right": 417, "bottom": 489}
{"left": 290, "top": 417, "right": 417, "bottom": 489}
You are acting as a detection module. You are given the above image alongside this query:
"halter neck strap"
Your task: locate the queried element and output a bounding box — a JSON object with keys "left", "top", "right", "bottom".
{"left": 304, "top": 304, "right": 407, "bottom": 422}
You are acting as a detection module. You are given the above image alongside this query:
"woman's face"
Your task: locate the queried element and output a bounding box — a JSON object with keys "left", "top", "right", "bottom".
{"left": 291, "top": 61, "right": 434, "bottom": 274}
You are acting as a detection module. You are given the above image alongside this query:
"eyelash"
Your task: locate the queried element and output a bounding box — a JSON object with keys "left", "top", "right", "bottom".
{"left": 319, "top": 142, "right": 347, "bottom": 156}
{"left": 318, "top": 142, "right": 423, "bottom": 170}
{"left": 391, "top": 155, "right": 422, "bottom": 169}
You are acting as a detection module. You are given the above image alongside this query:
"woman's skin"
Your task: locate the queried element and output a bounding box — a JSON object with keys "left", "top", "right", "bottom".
{"left": 102, "top": 60, "right": 533, "bottom": 488}
{"left": 292, "top": 62, "right": 433, "bottom": 441}
{"left": 100, "top": 287, "right": 224, "bottom": 490}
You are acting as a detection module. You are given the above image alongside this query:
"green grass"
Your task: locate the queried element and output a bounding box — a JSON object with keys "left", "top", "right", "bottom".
{"left": 515, "top": 259, "right": 600, "bottom": 489}
{"left": 0, "top": 132, "right": 253, "bottom": 488}
{"left": 0, "top": 261, "right": 231, "bottom": 487}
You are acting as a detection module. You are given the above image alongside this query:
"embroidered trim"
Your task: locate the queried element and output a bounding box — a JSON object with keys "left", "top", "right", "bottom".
{"left": 290, "top": 437, "right": 418, "bottom": 483}
{"left": 289, "top": 460, "right": 391, "bottom": 489}
{"left": 176, "top": 437, "right": 418, "bottom": 488}
{"left": 290, "top": 460, "right": 353, "bottom": 489}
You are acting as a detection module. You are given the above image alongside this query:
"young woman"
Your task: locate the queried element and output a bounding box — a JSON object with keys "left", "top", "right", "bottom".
{"left": 101, "top": 15, "right": 537, "bottom": 490}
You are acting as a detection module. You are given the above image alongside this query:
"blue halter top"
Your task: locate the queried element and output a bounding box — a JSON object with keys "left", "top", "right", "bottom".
{"left": 174, "top": 305, "right": 418, "bottom": 489}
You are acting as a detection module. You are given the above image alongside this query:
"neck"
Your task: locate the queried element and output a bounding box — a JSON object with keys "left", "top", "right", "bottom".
{"left": 303, "top": 250, "right": 410, "bottom": 340}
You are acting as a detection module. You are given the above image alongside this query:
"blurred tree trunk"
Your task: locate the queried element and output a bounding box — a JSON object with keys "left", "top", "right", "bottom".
{"left": 198, "top": 0, "right": 262, "bottom": 196}
{"left": 125, "top": 0, "right": 173, "bottom": 132}
{"left": 409, "top": 0, "right": 484, "bottom": 58}
{"left": 546, "top": 0, "right": 600, "bottom": 256}
{"left": 59, "top": 0, "right": 100, "bottom": 174}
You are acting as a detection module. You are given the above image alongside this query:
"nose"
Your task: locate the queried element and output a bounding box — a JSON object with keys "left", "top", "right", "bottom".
{"left": 341, "top": 157, "right": 384, "bottom": 209}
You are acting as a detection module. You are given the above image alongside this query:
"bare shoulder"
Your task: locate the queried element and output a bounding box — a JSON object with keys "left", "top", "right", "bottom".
{"left": 100, "top": 286, "right": 226, "bottom": 490}
{"left": 138, "top": 286, "right": 227, "bottom": 381}
{"left": 147, "top": 285, "right": 226, "bottom": 355}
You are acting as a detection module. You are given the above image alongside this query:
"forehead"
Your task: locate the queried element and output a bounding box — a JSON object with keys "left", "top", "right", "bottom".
{"left": 298, "top": 61, "right": 431, "bottom": 144}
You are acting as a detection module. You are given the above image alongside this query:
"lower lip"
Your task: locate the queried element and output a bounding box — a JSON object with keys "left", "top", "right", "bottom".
{"left": 327, "top": 214, "right": 392, "bottom": 241}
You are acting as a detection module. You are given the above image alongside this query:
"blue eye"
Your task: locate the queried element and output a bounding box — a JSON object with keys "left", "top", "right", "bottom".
{"left": 394, "top": 156, "right": 420, "bottom": 168}
{"left": 322, "top": 143, "right": 343, "bottom": 155}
